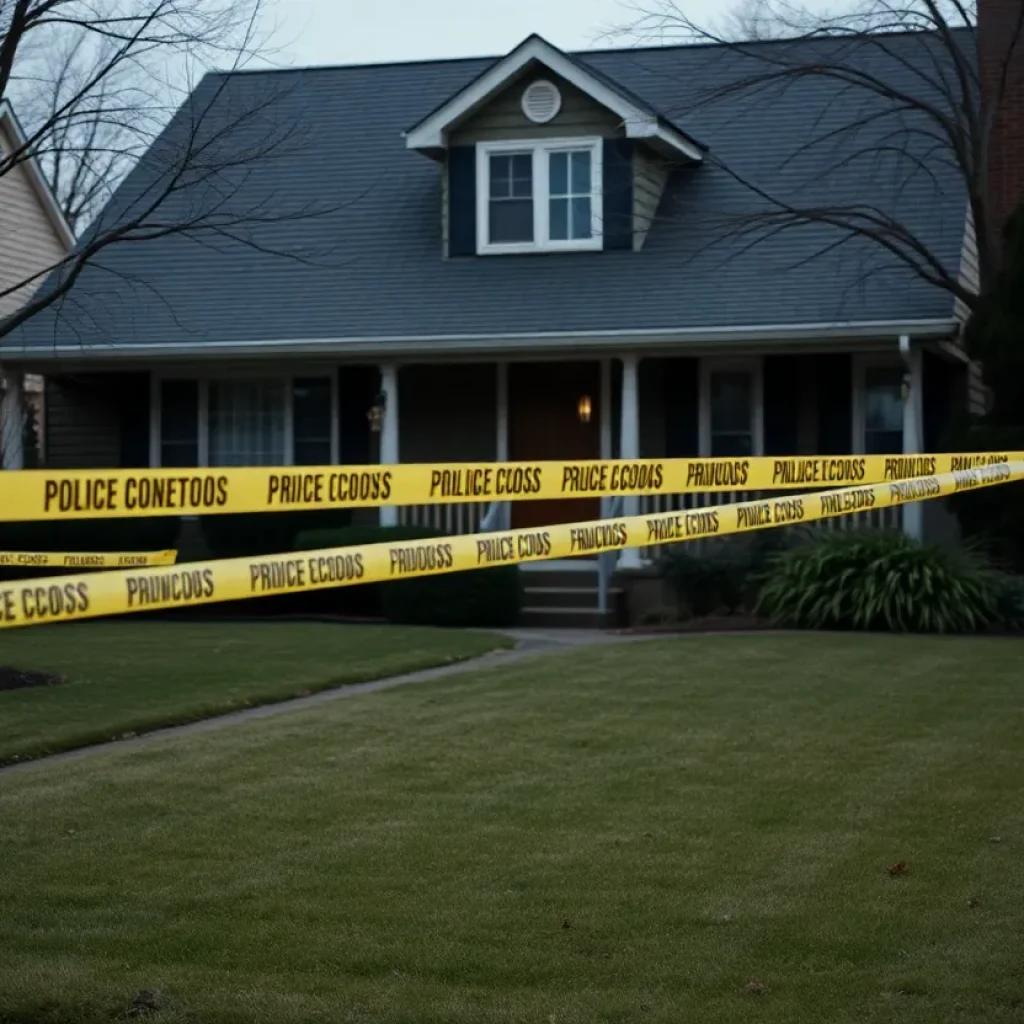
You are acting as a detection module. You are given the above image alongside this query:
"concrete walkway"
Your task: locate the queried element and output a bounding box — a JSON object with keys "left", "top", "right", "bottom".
{"left": 0, "top": 628, "right": 665, "bottom": 778}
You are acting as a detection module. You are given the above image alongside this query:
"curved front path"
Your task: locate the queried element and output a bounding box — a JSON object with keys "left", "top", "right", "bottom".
{"left": 0, "top": 629, "right": 664, "bottom": 777}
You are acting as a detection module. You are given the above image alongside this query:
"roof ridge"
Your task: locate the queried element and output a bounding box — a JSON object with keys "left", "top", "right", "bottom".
{"left": 217, "top": 25, "right": 974, "bottom": 78}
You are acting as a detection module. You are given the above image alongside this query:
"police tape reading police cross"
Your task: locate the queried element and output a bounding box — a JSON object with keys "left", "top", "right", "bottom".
{"left": 7, "top": 451, "right": 1019, "bottom": 521}
{"left": 0, "top": 462, "right": 1017, "bottom": 630}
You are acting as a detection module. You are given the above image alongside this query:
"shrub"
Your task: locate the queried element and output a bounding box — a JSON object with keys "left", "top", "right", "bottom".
{"left": 992, "top": 572, "right": 1024, "bottom": 632}
{"left": 201, "top": 509, "right": 354, "bottom": 560}
{"left": 756, "top": 530, "right": 1001, "bottom": 634}
{"left": 0, "top": 517, "right": 182, "bottom": 582}
{"left": 658, "top": 528, "right": 805, "bottom": 617}
{"left": 944, "top": 424, "right": 1024, "bottom": 573}
{"left": 294, "top": 524, "right": 521, "bottom": 628}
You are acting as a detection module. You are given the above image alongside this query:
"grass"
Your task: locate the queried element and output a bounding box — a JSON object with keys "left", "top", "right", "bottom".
{"left": 2, "top": 634, "right": 1024, "bottom": 1023}
{"left": 0, "top": 621, "right": 508, "bottom": 765}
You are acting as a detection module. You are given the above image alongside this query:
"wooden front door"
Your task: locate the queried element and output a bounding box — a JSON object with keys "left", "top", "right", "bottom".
{"left": 509, "top": 361, "right": 601, "bottom": 530}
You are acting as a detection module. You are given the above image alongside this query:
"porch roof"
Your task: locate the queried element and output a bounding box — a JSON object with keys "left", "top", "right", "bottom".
{"left": 5, "top": 33, "right": 968, "bottom": 358}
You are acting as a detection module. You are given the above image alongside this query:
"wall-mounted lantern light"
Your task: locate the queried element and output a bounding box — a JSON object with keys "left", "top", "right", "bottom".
{"left": 577, "top": 395, "right": 592, "bottom": 424}
{"left": 367, "top": 391, "right": 387, "bottom": 433}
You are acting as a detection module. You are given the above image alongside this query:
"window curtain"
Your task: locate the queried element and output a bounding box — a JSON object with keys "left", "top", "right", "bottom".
{"left": 208, "top": 380, "right": 286, "bottom": 467}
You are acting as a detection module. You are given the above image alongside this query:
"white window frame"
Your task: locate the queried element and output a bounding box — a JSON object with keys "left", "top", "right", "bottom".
{"left": 149, "top": 368, "right": 340, "bottom": 468}
{"left": 475, "top": 136, "right": 603, "bottom": 255}
{"left": 698, "top": 357, "right": 764, "bottom": 458}
{"left": 851, "top": 354, "right": 904, "bottom": 456}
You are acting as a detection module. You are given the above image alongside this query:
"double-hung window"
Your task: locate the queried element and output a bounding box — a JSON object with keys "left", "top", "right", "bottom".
{"left": 700, "top": 360, "right": 763, "bottom": 458}
{"left": 477, "top": 137, "right": 602, "bottom": 254}
{"left": 156, "top": 375, "right": 336, "bottom": 467}
{"left": 861, "top": 365, "right": 904, "bottom": 454}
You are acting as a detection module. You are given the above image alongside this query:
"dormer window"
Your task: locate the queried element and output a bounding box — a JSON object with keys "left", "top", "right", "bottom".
{"left": 476, "top": 137, "right": 602, "bottom": 254}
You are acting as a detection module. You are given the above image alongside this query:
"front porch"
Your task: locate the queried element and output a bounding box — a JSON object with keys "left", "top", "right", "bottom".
{"left": 378, "top": 349, "right": 964, "bottom": 560}
{"left": 27, "top": 345, "right": 970, "bottom": 569}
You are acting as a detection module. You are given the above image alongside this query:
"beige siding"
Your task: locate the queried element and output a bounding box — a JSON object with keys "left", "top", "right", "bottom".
{"left": 44, "top": 377, "right": 122, "bottom": 468}
{"left": 632, "top": 147, "right": 670, "bottom": 250}
{"left": 954, "top": 206, "right": 980, "bottom": 324}
{"left": 0, "top": 122, "right": 67, "bottom": 318}
{"left": 450, "top": 71, "right": 622, "bottom": 145}
{"left": 399, "top": 364, "right": 497, "bottom": 462}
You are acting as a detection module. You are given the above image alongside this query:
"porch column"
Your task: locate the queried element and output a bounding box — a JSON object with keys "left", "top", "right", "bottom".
{"left": 1, "top": 369, "right": 25, "bottom": 471}
{"left": 496, "top": 361, "right": 509, "bottom": 461}
{"left": 619, "top": 354, "right": 642, "bottom": 568}
{"left": 900, "top": 336, "right": 924, "bottom": 541}
{"left": 599, "top": 358, "right": 612, "bottom": 461}
{"left": 379, "top": 363, "right": 399, "bottom": 527}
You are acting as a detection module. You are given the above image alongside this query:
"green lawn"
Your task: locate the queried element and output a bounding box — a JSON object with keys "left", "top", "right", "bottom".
{"left": 0, "top": 621, "right": 508, "bottom": 765}
{"left": 2, "top": 634, "right": 1024, "bottom": 1024}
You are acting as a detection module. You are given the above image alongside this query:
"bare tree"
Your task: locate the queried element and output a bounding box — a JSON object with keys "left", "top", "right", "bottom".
{"left": 617, "top": 0, "right": 1024, "bottom": 312}
{"left": 0, "top": 0, "right": 344, "bottom": 348}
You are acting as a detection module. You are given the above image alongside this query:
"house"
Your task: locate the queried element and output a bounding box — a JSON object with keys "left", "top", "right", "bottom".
{"left": 1, "top": 5, "right": 1019, "bottom": 619}
{"left": 0, "top": 101, "right": 75, "bottom": 466}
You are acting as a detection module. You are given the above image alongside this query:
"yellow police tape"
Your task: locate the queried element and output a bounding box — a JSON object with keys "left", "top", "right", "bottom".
{"left": 0, "top": 462, "right": 1017, "bottom": 631}
{"left": 4, "top": 451, "right": 1022, "bottom": 521}
{"left": 0, "top": 550, "right": 177, "bottom": 569}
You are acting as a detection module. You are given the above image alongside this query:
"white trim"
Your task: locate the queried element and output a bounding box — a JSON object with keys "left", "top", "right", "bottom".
{"left": 698, "top": 357, "right": 764, "bottom": 458}
{"left": 151, "top": 368, "right": 338, "bottom": 469}
{"left": 475, "top": 137, "right": 603, "bottom": 254}
{"left": 0, "top": 102, "right": 76, "bottom": 250}
{"left": 148, "top": 372, "right": 160, "bottom": 467}
{"left": 900, "top": 338, "right": 924, "bottom": 540}
{"left": 619, "top": 354, "right": 642, "bottom": 569}
{"left": 404, "top": 35, "right": 704, "bottom": 163}
{"left": 851, "top": 352, "right": 903, "bottom": 456}
{"left": 329, "top": 372, "right": 340, "bottom": 465}
{"left": 379, "top": 363, "right": 399, "bottom": 527}
{"left": 4, "top": 319, "right": 960, "bottom": 363}
{"left": 197, "top": 379, "right": 210, "bottom": 467}
{"left": 495, "top": 361, "right": 509, "bottom": 461}
{"left": 599, "top": 357, "right": 612, "bottom": 460}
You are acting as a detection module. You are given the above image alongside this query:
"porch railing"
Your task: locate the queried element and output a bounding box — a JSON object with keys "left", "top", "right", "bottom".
{"left": 398, "top": 500, "right": 509, "bottom": 535}
{"left": 638, "top": 490, "right": 903, "bottom": 563}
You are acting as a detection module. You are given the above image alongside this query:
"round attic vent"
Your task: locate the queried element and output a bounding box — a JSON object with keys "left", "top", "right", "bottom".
{"left": 522, "top": 80, "right": 562, "bottom": 124}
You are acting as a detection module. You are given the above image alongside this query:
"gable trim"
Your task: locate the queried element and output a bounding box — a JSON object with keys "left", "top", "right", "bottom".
{"left": 0, "top": 101, "right": 75, "bottom": 250}
{"left": 404, "top": 35, "right": 704, "bottom": 162}
{"left": 3, "top": 318, "right": 958, "bottom": 362}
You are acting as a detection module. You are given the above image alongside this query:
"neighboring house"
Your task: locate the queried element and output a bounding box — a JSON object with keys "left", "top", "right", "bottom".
{"left": 1, "top": 4, "right": 1020, "bottom": 620}
{"left": 0, "top": 101, "right": 75, "bottom": 465}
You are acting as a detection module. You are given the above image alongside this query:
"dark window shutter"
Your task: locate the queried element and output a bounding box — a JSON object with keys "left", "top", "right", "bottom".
{"left": 603, "top": 138, "right": 634, "bottom": 251}
{"left": 448, "top": 146, "right": 476, "bottom": 257}
{"left": 922, "top": 350, "right": 959, "bottom": 451}
{"left": 117, "top": 372, "right": 151, "bottom": 467}
{"left": 663, "top": 357, "right": 699, "bottom": 456}
{"left": 339, "top": 365, "right": 378, "bottom": 464}
{"left": 815, "top": 353, "right": 852, "bottom": 454}
{"left": 763, "top": 356, "right": 802, "bottom": 456}
{"left": 159, "top": 380, "right": 199, "bottom": 468}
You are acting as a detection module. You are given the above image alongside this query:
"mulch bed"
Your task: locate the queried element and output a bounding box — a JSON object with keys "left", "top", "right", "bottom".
{"left": 0, "top": 666, "right": 67, "bottom": 692}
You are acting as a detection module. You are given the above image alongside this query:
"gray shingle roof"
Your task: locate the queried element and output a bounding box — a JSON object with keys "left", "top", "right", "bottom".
{"left": 8, "top": 33, "right": 968, "bottom": 353}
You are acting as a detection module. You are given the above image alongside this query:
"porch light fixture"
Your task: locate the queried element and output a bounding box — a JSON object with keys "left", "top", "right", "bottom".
{"left": 577, "top": 395, "right": 592, "bottom": 423}
{"left": 367, "top": 392, "right": 387, "bottom": 433}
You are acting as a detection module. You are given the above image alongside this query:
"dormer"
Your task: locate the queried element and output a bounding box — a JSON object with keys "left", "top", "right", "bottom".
{"left": 404, "top": 35, "right": 704, "bottom": 257}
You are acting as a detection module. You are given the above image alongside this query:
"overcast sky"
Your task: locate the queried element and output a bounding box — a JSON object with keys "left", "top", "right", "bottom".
{"left": 269, "top": 0, "right": 732, "bottom": 66}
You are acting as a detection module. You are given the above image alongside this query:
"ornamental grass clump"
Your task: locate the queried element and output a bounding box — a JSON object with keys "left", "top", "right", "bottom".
{"left": 756, "top": 531, "right": 1002, "bottom": 634}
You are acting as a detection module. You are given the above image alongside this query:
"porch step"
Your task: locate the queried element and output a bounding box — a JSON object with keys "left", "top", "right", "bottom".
{"left": 519, "top": 568, "right": 622, "bottom": 629}
{"left": 522, "top": 585, "right": 623, "bottom": 611}
{"left": 519, "top": 606, "right": 618, "bottom": 630}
